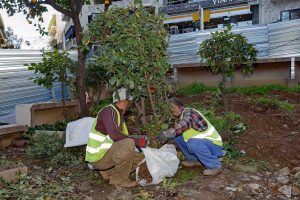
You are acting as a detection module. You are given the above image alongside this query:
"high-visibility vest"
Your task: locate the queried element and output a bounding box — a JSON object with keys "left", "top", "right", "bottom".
{"left": 181, "top": 108, "right": 223, "bottom": 147}
{"left": 85, "top": 104, "right": 129, "bottom": 163}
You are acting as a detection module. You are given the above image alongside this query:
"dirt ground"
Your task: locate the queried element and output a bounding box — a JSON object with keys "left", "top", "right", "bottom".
{"left": 1, "top": 90, "right": 300, "bottom": 199}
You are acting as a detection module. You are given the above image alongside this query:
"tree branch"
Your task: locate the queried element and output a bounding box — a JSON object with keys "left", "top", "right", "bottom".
{"left": 39, "top": 0, "right": 72, "bottom": 17}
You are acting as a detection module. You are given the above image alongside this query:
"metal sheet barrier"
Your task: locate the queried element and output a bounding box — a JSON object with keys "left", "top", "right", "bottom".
{"left": 0, "top": 49, "right": 70, "bottom": 121}
{"left": 167, "top": 19, "right": 300, "bottom": 65}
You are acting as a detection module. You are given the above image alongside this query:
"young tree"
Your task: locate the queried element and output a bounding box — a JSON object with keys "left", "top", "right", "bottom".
{"left": 5, "top": 27, "right": 23, "bottom": 49}
{"left": 0, "top": 0, "right": 94, "bottom": 116}
{"left": 85, "top": 2, "right": 171, "bottom": 126}
{"left": 27, "top": 49, "right": 76, "bottom": 119}
{"left": 199, "top": 26, "right": 257, "bottom": 112}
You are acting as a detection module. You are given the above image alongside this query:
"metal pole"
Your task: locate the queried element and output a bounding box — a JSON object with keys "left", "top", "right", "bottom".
{"left": 291, "top": 57, "right": 295, "bottom": 80}
{"left": 201, "top": 7, "right": 204, "bottom": 31}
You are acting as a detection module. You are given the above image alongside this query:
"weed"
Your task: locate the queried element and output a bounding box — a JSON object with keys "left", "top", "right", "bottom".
{"left": 0, "top": 173, "right": 74, "bottom": 199}
{"left": 163, "top": 177, "right": 177, "bottom": 190}
{"left": 231, "top": 123, "right": 247, "bottom": 134}
{"left": 0, "top": 156, "right": 23, "bottom": 169}
{"left": 26, "top": 133, "right": 83, "bottom": 166}
{"left": 223, "top": 139, "right": 241, "bottom": 159}
{"left": 175, "top": 169, "right": 198, "bottom": 183}
{"left": 255, "top": 97, "right": 295, "bottom": 112}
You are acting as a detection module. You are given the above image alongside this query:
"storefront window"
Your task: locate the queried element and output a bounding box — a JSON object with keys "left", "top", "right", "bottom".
{"left": 281, "top": 9, "right": 300, "bottom": 21}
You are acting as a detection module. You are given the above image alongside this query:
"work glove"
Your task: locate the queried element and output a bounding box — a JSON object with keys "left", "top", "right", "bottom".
{"left": 128, "top": 135, "right": 148, "bottom": 148}
{"left": 155, "top": 131, "right": 167, "bottom": 144}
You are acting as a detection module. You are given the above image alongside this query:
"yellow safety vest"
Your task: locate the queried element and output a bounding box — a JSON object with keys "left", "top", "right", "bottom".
{"left": 85, "top": 104, "right": 129, "bottom": 163}
{"left": 181, "top": 108, "right": 223, "bottom": 147}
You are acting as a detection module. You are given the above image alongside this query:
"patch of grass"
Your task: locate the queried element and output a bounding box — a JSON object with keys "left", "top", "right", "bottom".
{"left": 26, "top": 133, "right": 84, "bottom": 166}
{"left": 227, "top": 84, "right": 300, "bottom": 94}
{"left": 178, "top": 83, "right": 300, "bottom": 96}
{"left": 0, "top": 156, "right": 23, "bottom": 169}
{"left": 0, "top": 173, "right": 74, "bottom": 199}
{"left": 175, "top": 169, "right": 198, "bottom": 183}
{"left": 255, "top": 97, "right": 295, "bottom": 112}
{"left": 177, "top": 83, "right": 217, "bottom": 96}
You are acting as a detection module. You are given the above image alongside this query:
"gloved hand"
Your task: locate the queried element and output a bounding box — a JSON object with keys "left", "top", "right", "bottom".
{"left": 155, "top": 131, "right": 168, "bottom": 145}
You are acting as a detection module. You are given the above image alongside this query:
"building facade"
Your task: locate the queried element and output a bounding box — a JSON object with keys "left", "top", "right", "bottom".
{"left": 62, "top": 0, "right": 162, "bottom": 50}
{"left": 259, "top": 0, "right": 300, "bottom": 24}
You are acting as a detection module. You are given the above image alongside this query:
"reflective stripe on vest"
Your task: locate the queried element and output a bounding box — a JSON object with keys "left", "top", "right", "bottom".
{"left": 85, "top": 104, "right": 129, "bottom": 163}
{"left": 181, "top": 108, "right": 223, "bottom": 147}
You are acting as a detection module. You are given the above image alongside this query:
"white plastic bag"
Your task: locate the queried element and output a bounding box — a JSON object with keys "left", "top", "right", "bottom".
{"left": 64, "top": 117, "right": 95, "bottom": 147}
{"left": 136, "top": 144, "right": 180, "bottom": 186}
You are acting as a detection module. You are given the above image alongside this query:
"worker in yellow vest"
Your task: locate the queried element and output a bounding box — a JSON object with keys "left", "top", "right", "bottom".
{"left": 157, "top": 97, "right": 223, "bottom": 176}
{"left": 85, "top": 87, "right": 137, "bottom": 187}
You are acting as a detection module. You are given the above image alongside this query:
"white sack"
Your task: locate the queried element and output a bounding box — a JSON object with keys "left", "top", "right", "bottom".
{"left": 137, "top": 144, "right": 180, "bottom": 186}
{"left": 64, "top": 117, "right": 95, "bottom": 147}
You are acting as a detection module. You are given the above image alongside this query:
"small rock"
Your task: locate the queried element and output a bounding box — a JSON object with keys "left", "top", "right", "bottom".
{"left": 283, "top": 124, "right": 288, "bottom": 129}
{"left": 240, "top": 150, "right": 246, "bottom": 154}
{"left": 293, "top": 167, "right": 300, "bottom": 173}
{"left": 225, "top": 186, "right": 237, "bottom": 192}
{"left": 268, "top": 183, "right": 279, "bottom": 194}
{"left": 275, "top": 167, "right": 290, "bottom": 177}
{"left": 250, "top": 175, "right": 261, "bottom": 181}
{"left": 0, "top": 166, "right": 28, "bottom": 182}
{"left": 278, "top": 185, "right": 291, "bottom": 198}
{"left": 208, "top": 179, "right": 223, "bottom": 191}
{"left": 248, "top": 183, "right": 260, "bottom": 190}
{"left": 266, "top": 172, "right": 272, "bottom": 176}
{"left": 233, "top": 164, "right": 258, "bottom": 173}
{"left": 291, "top": 186, "right": 300, "bottom": 196}
{"left": 294, "top": 172, "right": 300, "bottom": 179}
{"left": 276, "top": 176, "right": 290, "bottom": 185}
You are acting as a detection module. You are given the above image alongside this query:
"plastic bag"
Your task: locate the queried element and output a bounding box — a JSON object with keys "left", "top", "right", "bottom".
{"left": 136, "top": 144, "right": 180, "bottom": 186}
{"left": 64, "top": 117, "right": 95, "bottom": 147}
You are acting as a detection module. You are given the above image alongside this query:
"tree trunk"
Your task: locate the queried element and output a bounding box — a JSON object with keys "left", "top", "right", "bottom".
{"left": 71, "top": 9, "right": 89, "bottom": 116}
{"left": 135, "top": 98, "right": 148, "bottom": 127}
{"left": 220, "top": 74, "right": 229, "bottom": 113}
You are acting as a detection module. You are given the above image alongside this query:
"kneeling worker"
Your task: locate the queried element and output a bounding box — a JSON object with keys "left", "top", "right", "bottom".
{"left": 157, "top": 97, "right": 223, "bottom": 176}
{"left": 85, "top": 87, "right": 137, "bottom": 187}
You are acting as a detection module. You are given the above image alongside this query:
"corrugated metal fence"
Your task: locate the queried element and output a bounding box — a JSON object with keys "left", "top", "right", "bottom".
{"left": 0, "top": 49, "right": 70, "bottom": 122}
{"left": 168, "top": 19, "right": 300, "bottom": 65}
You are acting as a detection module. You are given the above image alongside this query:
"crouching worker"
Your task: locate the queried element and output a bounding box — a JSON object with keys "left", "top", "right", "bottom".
{"left": 157, "top": 97, "right": 223, "bottom": 176}
{"left": 85, "top": 87, "right": 138, "bottom": 188}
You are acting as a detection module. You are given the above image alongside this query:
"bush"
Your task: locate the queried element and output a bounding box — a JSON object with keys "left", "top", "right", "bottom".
{"left": 26, "top": 133, "right": 83, "bottom": 166}
{"left": 89, "top": 98, "right": 112, "bottom": 117}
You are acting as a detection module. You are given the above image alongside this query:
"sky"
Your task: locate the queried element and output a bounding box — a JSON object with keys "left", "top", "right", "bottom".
{"left": 0, "top": 5, "right": 58, "bottom": 49}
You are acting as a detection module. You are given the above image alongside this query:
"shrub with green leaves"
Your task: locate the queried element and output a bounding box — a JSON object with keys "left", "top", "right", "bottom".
{"left": 26, "top": 133, "right": 83, "bottom": 166}
{"left": 85, "top": 2, "right": 171, "bottom": 126}
{"left": 0, "top": 173, "right": 74, "bottom": 199}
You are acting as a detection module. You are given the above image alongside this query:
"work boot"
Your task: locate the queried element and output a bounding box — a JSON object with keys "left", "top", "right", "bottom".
{"left": 99, "top": 170, "right": 111, "bottom": 180}
{"left": 203, "top": 167, "right": 222, "bottom": 176}
{"left": 181, "top": 160, "right": 202, "bottom": 167}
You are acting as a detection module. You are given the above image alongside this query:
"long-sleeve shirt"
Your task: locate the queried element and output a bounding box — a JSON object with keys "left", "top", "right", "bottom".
{"left": 166, "top": 108, "right": 208, "bottom": 138}
{"left": 95, "top": 106, "right": 135, "bottom": 142}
